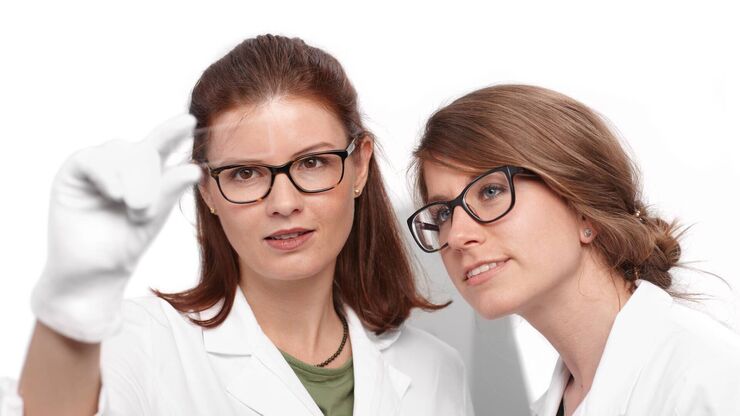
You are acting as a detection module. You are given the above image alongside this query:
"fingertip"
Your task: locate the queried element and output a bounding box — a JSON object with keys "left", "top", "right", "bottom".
{"left": 126, "top": 206, "right": 152, "bottom": 223}
{"left": 123, "top": 191, "right": 157, "bottom": 213}
{"left": 147, "top": 114, "right": 198, "bottom": 156}
{"left": 182, "top": 162, "right": 204, "bottom": 182}
{"left": 171, "top": 113, "right": 197, "bottom": 131}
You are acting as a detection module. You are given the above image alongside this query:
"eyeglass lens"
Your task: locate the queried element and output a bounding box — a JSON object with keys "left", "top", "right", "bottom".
{"left": 411, "top": 170, "right": 513, "bottom": 251}
{"left": 217, "top": 153, "right": 345, "bottom": 203}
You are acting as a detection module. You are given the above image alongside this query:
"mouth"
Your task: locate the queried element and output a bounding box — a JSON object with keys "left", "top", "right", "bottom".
{"left": 463, "top": 259, "right": 509, "bottom": 283}
{"left": 264, "top": 228, "right": 315, "bottom": 251}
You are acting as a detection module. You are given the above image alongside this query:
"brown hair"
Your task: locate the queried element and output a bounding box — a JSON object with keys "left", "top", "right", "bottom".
{"left": 412, "top": 84, "right": 683, "bottom": 292}
{"left": 156, "top": 34, "right": 445, "bottom": 333}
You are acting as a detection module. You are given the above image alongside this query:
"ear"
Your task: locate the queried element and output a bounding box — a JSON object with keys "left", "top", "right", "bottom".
{"left": 198, "top": 179, "right": 217, "bottom": 213}
{"left": 351, "top": 135, "right": 374, "bottom": 195}
{"left": 579, "top": 216, "right": 598, "bottom": 244}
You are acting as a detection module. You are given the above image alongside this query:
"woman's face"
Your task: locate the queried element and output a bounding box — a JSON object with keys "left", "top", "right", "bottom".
{"left": 422, "top": 161, "right": 594, "bottom": 319}
{"left": 200, "top": 97, "right": 372, "bottom": 284}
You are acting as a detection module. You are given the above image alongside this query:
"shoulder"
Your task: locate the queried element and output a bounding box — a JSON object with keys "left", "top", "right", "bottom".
{"left": 396, "top": 325, "right": 462, "bottom": 357}
{"left": 634, "top": 282, "right": 740, "bottom": 362}
{"left": 119, "top": 296, "right": 187, "bottom": 328}
{"left": 669, "top": 310, "right": 740, "bottom": 412}
{"left": 380, "top": 324, "right": 471, "bottom": 412}
{"left": 102, "top": 296, "right": 209, "bottom": 378}
{"left": 664, "top": 300, "right": 740, "bottom": 361}
{"left": 655, "top": 300, "right": 740, "bottom": 411}
{"left": 104, "top": 296, "right": 201, "bottom": 349}
{"left": 383, "top": 324, "right": 466, "bottom": 373}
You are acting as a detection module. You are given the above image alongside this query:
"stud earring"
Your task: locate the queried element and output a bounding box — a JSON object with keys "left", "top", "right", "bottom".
{"left": 584, "top": 228, "right": 593, "bottom": 238}
{"left": 354, "top": 188, "right": 361, "bottom": 196}
{"left": 209, "top": 207, "right": 217, "bottom": 215}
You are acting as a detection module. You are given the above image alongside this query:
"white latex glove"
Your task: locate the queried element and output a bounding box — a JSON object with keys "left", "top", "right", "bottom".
{"left": 0, "top": 378, "right": 22, "bottom": 416}
{"left": 31, "top": 115, "right": 202, "bottom": 343}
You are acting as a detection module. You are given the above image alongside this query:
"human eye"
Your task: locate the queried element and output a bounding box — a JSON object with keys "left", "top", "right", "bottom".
{"left": 227, "top": 166, "right": 262, "bottom": 182}
{"left": 479, "top": 184, "right": 507, "bottom": 200}
{"left": 297, "top": 155, "right": 329, "bottom": 170}
{"left": 429, "top": 204, "right": 452, "bottom": 225}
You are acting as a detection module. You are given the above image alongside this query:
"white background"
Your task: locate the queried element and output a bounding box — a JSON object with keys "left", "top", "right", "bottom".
{"left": 1, "top": 1, "right": 738, "bottom": 414}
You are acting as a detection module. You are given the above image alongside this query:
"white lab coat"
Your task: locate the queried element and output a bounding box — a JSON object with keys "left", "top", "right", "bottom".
{"left": 531, "top": 280, "right": 740, "bottom": 416}
{"left": 91, "top": 288, "right": 473, "bottom": 415}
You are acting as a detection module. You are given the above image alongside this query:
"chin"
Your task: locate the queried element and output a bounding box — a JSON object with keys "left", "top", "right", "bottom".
{"left": 242, "top": 253, "right": 325, "bottom": 282}
{"left": 469, "top": 293, "right": 520, "bottom": 321}
{"left": 263, "top": 264, "right": 326, "bottom": 282}
{"left": 477, "top": 309, "right": 511, "bottom": 320}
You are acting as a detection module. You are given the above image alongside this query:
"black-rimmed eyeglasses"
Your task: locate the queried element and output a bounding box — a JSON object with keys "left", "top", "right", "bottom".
{"left": 204, "top": 138, "right": 358, "bottom": 204}
{"left": 407, "top": 166, "right": 537, "bottom": 253}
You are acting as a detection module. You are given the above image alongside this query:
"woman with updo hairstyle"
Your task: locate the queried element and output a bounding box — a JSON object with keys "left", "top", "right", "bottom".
{"left": 12, "top": 35, "right": 472, "bottom": 415}
{"left": 406, "top": 84, "right": 740, "bottom": 415}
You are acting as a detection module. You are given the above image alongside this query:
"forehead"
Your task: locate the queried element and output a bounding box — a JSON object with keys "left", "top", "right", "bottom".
{"left": 422, "top": 161, "right": 480, "bottom": 201}
{"left": 206, "top": 97, "right": 347, "bottom": 164}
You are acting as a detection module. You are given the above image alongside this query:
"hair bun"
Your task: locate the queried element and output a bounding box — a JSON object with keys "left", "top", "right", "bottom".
{"left": 630, "top": 215, "right": 683, "bottom": 289}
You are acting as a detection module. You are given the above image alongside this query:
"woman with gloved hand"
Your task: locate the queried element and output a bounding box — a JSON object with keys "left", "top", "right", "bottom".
{"left": 15, "top": 35, "right": 473, "bottom": 416}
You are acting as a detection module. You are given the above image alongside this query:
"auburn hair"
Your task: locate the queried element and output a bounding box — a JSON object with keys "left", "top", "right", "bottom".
{"left": 412, "top": 84, "right": 683, "bottom": 292}
{"left": 155, "top": 34, "right": 446, "bottom": 333}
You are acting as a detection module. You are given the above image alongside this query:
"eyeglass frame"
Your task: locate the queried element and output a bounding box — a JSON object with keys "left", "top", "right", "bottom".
{"left": 406, "top": 165, "right": 538, "bottom": 253}
{"left": 202, "top": 136, "right": 360, "bottom": 204}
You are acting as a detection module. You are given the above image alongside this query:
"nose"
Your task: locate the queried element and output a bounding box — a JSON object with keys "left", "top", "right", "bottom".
{"left": 445, "top": 205, "right": 485, "bottom": 251}
{"left": 264, "top": 172, "right": 304, "bottom": 217}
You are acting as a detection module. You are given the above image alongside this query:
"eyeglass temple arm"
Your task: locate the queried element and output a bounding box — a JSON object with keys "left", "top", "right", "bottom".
{"left": 345, "top": 137, "right": 358, "bottom": 156}
{"left": 416, "top": 222, "right": 440, "bottom": 232}
{"left": 196, "top": 162, "right": 220, "bottom": 179}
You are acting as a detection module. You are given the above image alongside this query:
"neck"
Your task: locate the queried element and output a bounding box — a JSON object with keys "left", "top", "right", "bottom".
{"left": 238, "top": 261, "right": 349, "bottom": 366}
{"left": 520, "top": 257, "right": 632, "bottom": 401}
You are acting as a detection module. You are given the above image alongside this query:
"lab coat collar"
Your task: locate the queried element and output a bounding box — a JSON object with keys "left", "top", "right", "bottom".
{"left": 531, "top": 359, "right": 570, "bottom": 416}
{"left": 200, "top": 288, "right": 410, "bottom": 416}
{"left": 345, "top": 306, "right": 411, "bottom": 416}
{"left": 531, "top": 280, "right": 673, "bottom": 416}
{"left": 201, "top": 292, "right": 258, "bottom": 355}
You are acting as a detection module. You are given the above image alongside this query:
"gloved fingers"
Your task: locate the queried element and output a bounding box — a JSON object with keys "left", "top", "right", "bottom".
{"left": 79, "top": 164, "right": 124, "bottom": 203}
{"left": 121, "top": 143, "right": 162, "bottom": 222}
{"left": 160, "top": 163, "right": 202, "bottom": 205}
{"left": 66, "top": 139, "right": 162, "bottom": 217}
{"left": 58, "top": 117, "right": 198, "bottom": 222}
{"left": 123, "top": 115, "right": 196, "bottom": 216}
{"left": 134, "top": 163, "right": 202, "bottom": 221}
{"left": 67, "top": 142, "right": 127, "bottom": 203}
{"left": 144, "top": 114, "right": 197, "bottom": 159}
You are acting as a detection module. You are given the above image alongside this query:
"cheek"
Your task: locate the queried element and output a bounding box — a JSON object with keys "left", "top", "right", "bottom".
{"left": 440, "top": 251, "right": 461, "bottom": 282}
{"left": 532, "top": 222, "right": 579, "bottom": 260}
{"left": 510, "top": 200, "right": 583, "bottom": 280}
{"left": 216, "top": 206, "right": 261, "bottom": 251}
{"left": 317, "top": 190, "right": 355, "bottom": 245}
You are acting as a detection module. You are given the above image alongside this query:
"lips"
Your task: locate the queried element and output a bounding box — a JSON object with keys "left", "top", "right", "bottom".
{"left": 266, "top": 228, "right": 313, "bottom": 240}
{"left": 267, "top": 231, "right": 311, "bottom": 240}
{"left": 463, "top": 259, "right": 508, "bottom": 281}
{"left": 264, "top": 228, "right": 315, "bottom": 251}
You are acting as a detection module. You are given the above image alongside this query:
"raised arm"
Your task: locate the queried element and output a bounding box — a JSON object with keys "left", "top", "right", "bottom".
{"left": 17, "top": 115, "right": 201, "bottom": 415}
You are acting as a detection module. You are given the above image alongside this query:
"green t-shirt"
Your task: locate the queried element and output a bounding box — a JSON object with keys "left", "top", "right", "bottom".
{"left": 281, "top": 351, "right": 354, "bottom": 416}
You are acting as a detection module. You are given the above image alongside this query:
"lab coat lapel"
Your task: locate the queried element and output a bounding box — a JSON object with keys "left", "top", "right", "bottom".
{"left": 578, "top": 280, "right": 672, "bottom": 415}
{"left": 345, "top": 307, "right": 411, "bottom": 416}
{"left": 202, "top": 290, "right": 322, "bottom": 416}
{"left": 532, "top": 281, "right": 673, "bottom": 416}
{"left": 530, "top": 359, "right": 570, "bottom": 416}
{"left": 225, "top": 348, "right": 321, "bottom": 416}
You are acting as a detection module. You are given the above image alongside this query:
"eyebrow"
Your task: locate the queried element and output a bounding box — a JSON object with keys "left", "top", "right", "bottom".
{"left": 425, "top": 173, "right": 482, "bottom": 204}
{"left": 425, "top": 194, "right": 451, "bottom": 204}
{"left": 213, "top": 141, "right": 340, "bottom": 166}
